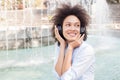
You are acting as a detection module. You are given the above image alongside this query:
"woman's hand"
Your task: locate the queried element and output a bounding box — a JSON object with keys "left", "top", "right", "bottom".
{"left": 55, "top": 26, "right": 66, "bottom": 46}
{"left": 54, "top": 26, "right": 66, "bottom": 76}
{"left": 68, "top": 34, "right": 85, "bottom": 50}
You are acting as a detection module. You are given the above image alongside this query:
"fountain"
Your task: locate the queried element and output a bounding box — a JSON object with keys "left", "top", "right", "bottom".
{"left": 0, "top": 0, "right": 120, "bottom": 80}
{"left": 0, "top": 0, "right": 55, "bottom": 79}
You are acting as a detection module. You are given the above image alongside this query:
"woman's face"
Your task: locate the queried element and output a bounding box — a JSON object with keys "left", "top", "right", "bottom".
{"left": 63, "top": 15, "right": 80, "bottom": 42}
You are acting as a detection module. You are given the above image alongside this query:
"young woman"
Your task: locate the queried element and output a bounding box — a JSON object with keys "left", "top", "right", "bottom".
{"left": 51, "top": 3, "right": 95, "bottom": 80}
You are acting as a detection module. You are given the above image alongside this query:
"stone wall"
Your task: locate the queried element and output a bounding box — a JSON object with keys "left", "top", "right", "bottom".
{"left": 108, "top": 4, "right": 120, "bottom": 23}
{"left": 0, "top": 27, "right": 55, "bottom": 50}
{"left": 0, "top": 9, "right": 55, "bottom": 50}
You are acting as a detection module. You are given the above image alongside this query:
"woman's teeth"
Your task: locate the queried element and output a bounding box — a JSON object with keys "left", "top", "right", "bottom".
{"left": 68, "top": 33, "right": 76, "bottom": 37}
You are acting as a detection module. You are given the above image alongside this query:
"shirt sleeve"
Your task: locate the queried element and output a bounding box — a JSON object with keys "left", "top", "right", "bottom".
{"left": 60, "top": 46, "right": 95, "bottom": 80}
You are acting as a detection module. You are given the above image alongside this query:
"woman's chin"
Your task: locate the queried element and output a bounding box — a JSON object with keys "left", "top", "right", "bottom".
{"left": 67, "top": 38, "right": 76, "bottom": 42}
{"left": 65, "top": 36, "right": 78, "bottom": 42}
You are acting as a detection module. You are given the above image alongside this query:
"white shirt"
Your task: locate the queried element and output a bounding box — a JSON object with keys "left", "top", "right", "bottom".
{"left": 54, "top": 41, "right": 95, "bottom": 80}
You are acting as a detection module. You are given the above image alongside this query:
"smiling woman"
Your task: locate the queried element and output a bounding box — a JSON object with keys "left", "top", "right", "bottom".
{"left": 62, "top": 15, "right": 80, "bottom": 42}
{"left": 51, "top": 3, "right": 95, "bottom": 80}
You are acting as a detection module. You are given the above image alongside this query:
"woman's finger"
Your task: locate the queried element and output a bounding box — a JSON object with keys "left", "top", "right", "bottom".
{"left": 55, "top": 28, "right": 58, "bottom": 38}
{"left": 81, "top": 34, "right": 85, "bottom": 39}
{"left": 77, "top": 34, "right": 81, "bottom": 40}
{"left": 55, "top": 25, "right": 61, "bottom": 39}
{"left": 79, "top": 34, "right": 85, "bottom": 41}
{"left": 55, "top": 26, "right": 58, "bottom": 37}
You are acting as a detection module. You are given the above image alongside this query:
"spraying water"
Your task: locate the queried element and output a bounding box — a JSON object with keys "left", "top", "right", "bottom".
{"left": 93, "top": 0, "right": 111, "bottom": 24}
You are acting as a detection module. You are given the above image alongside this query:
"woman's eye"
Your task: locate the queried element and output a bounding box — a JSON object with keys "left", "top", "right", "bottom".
{"left": 66, "top": 24, "right": 70, "bottom": 27}
{"left": 75, "top": 25, "right": 80, "bottom": 27}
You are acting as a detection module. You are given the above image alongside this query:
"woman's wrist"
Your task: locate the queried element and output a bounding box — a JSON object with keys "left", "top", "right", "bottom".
{"left": 68, "top": 45, "right": 73, "bottom": 51}
{"left": 60, "top": 43, "right": 66, "bottom": 48}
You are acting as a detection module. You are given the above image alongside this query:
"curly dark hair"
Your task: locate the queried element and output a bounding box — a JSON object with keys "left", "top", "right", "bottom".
{"left": 51, "top": 3, "right": 90, "bottom": 45}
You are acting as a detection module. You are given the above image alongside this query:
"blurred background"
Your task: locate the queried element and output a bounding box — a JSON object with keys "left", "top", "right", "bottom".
{"left": 0, "top": 0, "right": 120, "bottom": 80}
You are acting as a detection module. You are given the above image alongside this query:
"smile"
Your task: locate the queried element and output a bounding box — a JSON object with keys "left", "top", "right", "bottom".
{"left": 68, "top": 33, "right": 77, "bottom": 37}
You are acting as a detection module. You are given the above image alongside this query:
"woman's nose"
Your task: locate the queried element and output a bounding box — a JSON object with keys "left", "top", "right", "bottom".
{"left": 71, "top": 26, "right": 76, "bottom": 30}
